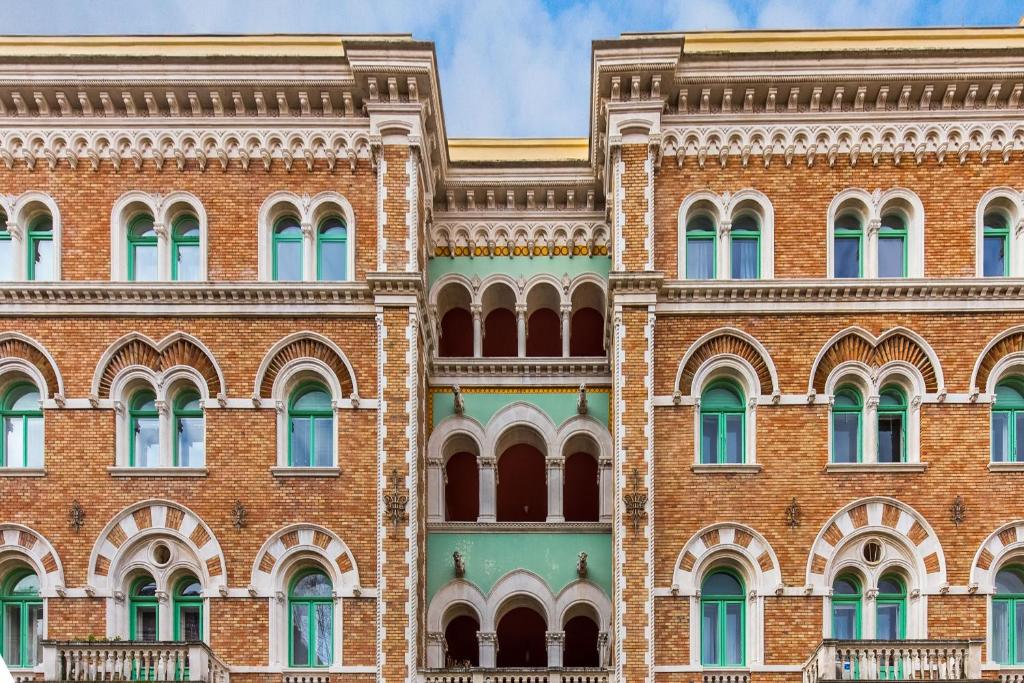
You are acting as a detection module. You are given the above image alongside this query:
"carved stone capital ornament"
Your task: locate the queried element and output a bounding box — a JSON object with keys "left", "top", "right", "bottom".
{"left": 623, "top": 467, "right": 648, "bottom": 532}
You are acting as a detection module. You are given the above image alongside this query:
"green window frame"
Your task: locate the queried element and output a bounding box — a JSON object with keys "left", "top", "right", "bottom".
{"left": 272, "top": 215, "right": 303, "bottom": 281}
{"left": 877, "top": 213, "right": 908, "bottom": 278}
{"left": 730, "top": 214, "right": 760, "bottom": 280}
{"left": 288, "top": 569, "right": 333, "bottom": 668}
{"left": 1, "top": 382, "right": 43, "bottom": 468}
{"left": 831, "top": 574, "right": 862, "bottom": 640}
{"left": 833, "top": 213, "right": 863, "bottom": 278}
{"left": 0, "top": 212, "right": 12, "bottom": 281}
{"left": 0, "top": 569, "right": 42, "bottom": 668}
{"left": 686, "top": 215, "right": 717, "bottom": 279}
{"left": 700, "top": 569, "right": 745, "bottom": 667}
{"left": 172, "top": 390, "right": 204, "bottom": 468}
{"left": 876, "top": 574, "right": 907, "bottom": 640}
{"left": 699, "top": 380, "right": 745, "bottom": 465}
{"left": 993, "top": 565, "right": 1024, "bottom": 664}
{"left": 129, "top": 576, "right": 159, "bottom": 642}
{"left": 127, "top": 214, "right": 159, "bottom": 281}
{"left": 993, "top": 378, "right": 1024, "bottom": 463}
{"left": 316, "top": 216, "right": 348, "bottom": 281}
{"left": 26, "top": 215, "right": 54, "bottom": 281}
{"left": 288, "top": 383, "right": 334, "bottom": 467}
{"left": 831, "top": 385, "right": 863, "bottom": 464}
{"left": 173, "top": 575, "right": 203, "bottom": 641}
{"left": 128, "top": 389, "right": 160, "bottom": 468}
{"left": 984, "top": 211, "right": 1011, "bottom": 277}
{"left": 171, "top": 214, "right": 201, "bottom": 282}
{"left": 877, "top": 385, "right": 907, "bottom": 464}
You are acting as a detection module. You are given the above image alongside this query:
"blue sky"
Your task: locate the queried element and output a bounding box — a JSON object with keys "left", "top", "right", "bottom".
{"left": 4, "top": 0, "right": 1023, "bottom": 137}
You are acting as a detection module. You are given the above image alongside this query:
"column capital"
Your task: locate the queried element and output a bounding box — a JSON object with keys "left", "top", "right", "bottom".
{"left": 545, "top": 630, "right": 565, "bottom": 644}
{"left": 477, "top": 631, "right": 497, "bottom": 644}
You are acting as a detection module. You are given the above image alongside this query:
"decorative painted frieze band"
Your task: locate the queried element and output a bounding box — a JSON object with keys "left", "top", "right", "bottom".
{"left": 430, "top": 218, "right": 609, "bottom": 257}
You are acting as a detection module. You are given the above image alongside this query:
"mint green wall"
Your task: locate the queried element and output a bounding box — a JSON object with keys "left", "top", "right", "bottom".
{"left": 428, "top": 255, "right": 610, "bottom": 284}
{"left": 427, "top": 532, "right": 612, "bottom": 600}
{"left": 431, "top": 389, "right": 609, "bottom": 429}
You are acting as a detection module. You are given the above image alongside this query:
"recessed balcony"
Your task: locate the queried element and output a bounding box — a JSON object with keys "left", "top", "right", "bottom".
{"left": 802, "top": 639, "right": 983, "bottom": 682}
{"left": 420, "top": 668, "right": 611, "bottom": 683}
{"left": 40, "top": 640, "right": 230, "bottom": 682}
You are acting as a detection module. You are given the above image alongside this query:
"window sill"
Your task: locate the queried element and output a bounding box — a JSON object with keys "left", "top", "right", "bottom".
{"left": 271, "top": 466, "right": 341, "bottom": 477}
{"left": 691, "top": 464, "right": 762, "bottom": 474}
{"left": 824, "top": 462, "right": 927, "bottom": 473}
{"left": 988, "top": 461, "right": 1024, "bottom": 472}
{"left": 0, "top": 467, "right": 46, "bottom": 477}
{"left": 107, "top": 466, "right": 208, "bottom": 477}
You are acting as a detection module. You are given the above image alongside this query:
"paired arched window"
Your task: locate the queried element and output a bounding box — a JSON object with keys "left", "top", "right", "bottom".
{"left": 700, "top": 570, "right": 744, "bottom": 667}
{"left": 0, "top": 569, "right": 42, "bottom": 668}
{"left": 1, "top": 383, "right": 43, "bottom": 469}
{"left": 877, "top": 386, "right": 907, "bottom": 464}
{"left": 0, "top": 199, "right": 59, "bottom": 281}
{"left": 288, "top": 383, "right": 334, "bottom": 468}
{"left": 123, "top": 382, "right": 205, "bottom": 469}
{"left": 261, "top": 195, "right": 354, "bottom": 282}
{"left": 273, "top": 216, "right": 304, "bottom": 281}
{"left": 993, "top": 378, "right": 1024, "bottom": 463}
{"left": 830, "top": 573, "right": 906, "bottom": 643}
{"left": 289, "top": 569, "right": 333, "bottom": 668}
{"left": 114, "top": 194, "right": 204, "bottom": 282}
{"left": 829, "top": 382, "right": 907, "bottom": 464}
{"left": 700, "top": 381, "right": 745, "bottom": 465}
{"left": 831, "top": 386, "right": 863, "bottom": 464}
{"left": 127, "top": 214, "right": 159, "bottom": 282}
{"left": 877, "top": 213, "right": 907, "bottom": 278}
{"left": 833, "top": 213, "right": 863, "bottom": 278}
{"left": 686, "top": 215, "right": 716, "bottom": 279}
{"left": 993, "top": 566, "right": 1024, "bottom": 664}
{"left": 129, "top": 575, "right": 159, "bottom": 642}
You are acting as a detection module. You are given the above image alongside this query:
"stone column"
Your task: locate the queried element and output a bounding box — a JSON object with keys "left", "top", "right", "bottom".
{"left": 598, "top": 631, "right": 611, "bottom": 667}
{"left": 426, "top": 631, "right": 446, "bottom": 668}
{"left": 478, "top": 631, "right": 497, "bottom": 668}
{"left": 153, "top": 220, "right": 170, "bottom": 281}
{"left": 427, "top": 457, "right": 444, "bottom": 523}
{"left": 545, "top": 631, "right": 565, "bottom": 668}
{"left": 516, "top": 304, "right": 527, "bottom": 357}
{"left": 301, "top": 220, "right": 315, "bottom": 281}
{"left": 718, "top": 219, "right": 733, "bottom": 280}
{"left": 561, "top": 304, "right": 572, "bottom": 357}
{"left": 7, "top": 220, "right": 24, "bottom": 280}
{"left": 478, "top": 456, "right": 497, "bottom": 522}
{"left": 546, "top": 457, "right": 565, "bottom": 523}
{"left": 471, "top": 304, "right": 483, "bottom": 357}
{"left": 866, "top": 217, "right": 882, "bottom": 278}
{"left": 865, "top": 394, "right": 880, "bottom": 463}
{"left": 598, "top": 456, "right": 613, "bottom": 523}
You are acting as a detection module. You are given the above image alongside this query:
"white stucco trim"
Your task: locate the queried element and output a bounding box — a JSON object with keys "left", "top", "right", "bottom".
{"left": 2, "top": 191, "right": 62, "bottom": 281}
{"left": 0, "top": 524, "right": 66, "bottom": 597}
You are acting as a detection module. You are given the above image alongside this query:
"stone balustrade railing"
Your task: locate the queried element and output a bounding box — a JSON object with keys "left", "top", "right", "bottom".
{"left": 41, "top": 641, "right": 230, "bottom": 682}
{"left": 420, "top": 669, "right": 610, "bottom": 683}
{"left": 802, "top": 640, "right": 983, "bottom": 682}
{"left": 703, "top": 670, "right": 751, "bottom": 683}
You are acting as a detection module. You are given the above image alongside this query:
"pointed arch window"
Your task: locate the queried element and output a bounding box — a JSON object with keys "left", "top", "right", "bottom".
{"left": 993, "top": 565, "right": 1024, "bottom": 664}
{"left": 289, "top": 569, "right": 333, "bottom": 668}
{"left": 273, "top": 216, "right": 303, "bottom": 281}
{"left": 831, "top": 575, "right": 862, "bottom": 639}
{"left": 316, "top": 216, "right": 348, "bottom": 281}
{"left": 0, "top": 570, "right": 42, "bottom": 668}
{"left": 288, "top": 383, "right": 333, "bottom": 467}
{"left": 877, "top": 386, "right": 907, "bottom": 464}
{"left": 2, "top": 383, "right": 43, "bottom": 469}
{"left": 686, "top": 215, "right": 716, "bottom": 279}
{"left": 876, "top": 574, "right": 906, "bottom": 641}
{"left": 730, "top": 214, "right": 760, "bottom": 279}
{"left": 700, "top": 381, "right": 745, "bottom": 465}
{"left": 993, "top": 378, "right": 1024, "bottom": 463}
{"left": 173, "top": 390, "right": 204, "bottom": 468}
{"left": 127, "top": 215, "right": 159, "bottom": 281}
{"left": 128, "top": 389, "right": 159, "bottom": 468}
{"left": 878, "top": 213, "right": 907, "bottom": 278}
{"left": 26, "top": 215, "right": 54, "bottom": 281}
{"left": 174, "top": 575, "right": 203, "bottom": 641}
{"left": 700, "top": 570, "right": 744, "bottom": 667}
{"left": 129, "top": 576, "right": 159, "bottom": 642}
{"left": 831, "top": 386, "right": 863, "bottom": 464}
{"left": 171, "top": 214, "right": 201, "bottom": 282}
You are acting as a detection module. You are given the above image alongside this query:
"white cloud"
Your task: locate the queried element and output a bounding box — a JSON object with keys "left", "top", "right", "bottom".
{"left": 663, "top": 0, "right": 742, "bottom": 30}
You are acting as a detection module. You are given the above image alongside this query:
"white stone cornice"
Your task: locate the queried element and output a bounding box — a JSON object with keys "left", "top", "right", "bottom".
{"left": 430, "top": 217, "right": 609, "bottom": 258}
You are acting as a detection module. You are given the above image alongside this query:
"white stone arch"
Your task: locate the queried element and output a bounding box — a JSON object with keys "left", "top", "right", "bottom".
{"left": 426, "top": 415, "right": 487, "bottom": 523}
{"left": 257, "top": 191, "right": 304, "bottom": 280}
{"left": 0, "top": 523, "right": 65, "bottom": 597}
{"left": 878, "top": 187, "right": 926, "bottom": 278}
{"left": 523, "top": 273, "right": 565, "bottom": 313}
{"left": 488, "top": 569, "right": 555, "bottom": 631}
{"left": 0, "top": 331, "right": 65, "bottom": 399}
{"left": 674, "top": 327, "right": 780, "bottom": 399}
{"left": 567, "top": 273, "right": 608, "bottom": 357}
{"left": 10, "top": 190, "right": 62, "bottom": 281}
{"left": 725, "top": 189, "right": 775, "bottom": 279}
{"left": 430, "top": 273, "right": 477, "bottom": 356}
{"left": 307, "top": 191, "right": 357, "bottom": 281}
{"left": 976, "top": 188, "right": 1024, "bottom": 277}
{"left": 253, "top": 330, "right": 359, "bottom": 403}
{"left": 158, "top": 190, "right": 209, "bottom": 281}
{"left": 827, "top": 189, "right": 874, "bottom": 278}
{"left": 689, "top": 354, "right": 762, "bottom": 468}
{"left": 555, "top": 414, "right": 613, "bottom": 523}
{"left": 678, "top": 190, "right": 725, "bottom": 280}
{"left": 426, "top": 579, "right": 487, "bottom": 633}
{"left": 485, "top": 401, "right": 557, "bottom": 459}
{"left": 971, "top": 520, "right": 1024, "bottom": 664}
{"left": 554, "top": 579, "right": 611, "bottom": 632}
{"left": 477, "top": 273, "right": 522, "bottom": 311}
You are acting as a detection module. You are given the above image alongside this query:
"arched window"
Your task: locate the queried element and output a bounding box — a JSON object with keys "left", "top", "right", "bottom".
{"left": 984, "top": 212, "right": 1011, "bottom": 277}
{"left": 496, "top": 606, "right": 547, "bottom": 667}
{"left": 26, "top": 215, "right": 54, "bottom": 281}
{"left": 686, "top": 215, "right": 716, "bottom": 279}
{"left": 878, "top": 213, "right": 907, "bottom": 278}
{"left": 831, "top": 574, "right": 862, "bottom": 639}
{"left": 876, "top": 574, "right": 906, "bottom": 640}
{"left": 439, "top": 308, "right": 473, "bottom": 357}
{"left": 700, "top": 570, "right": 744, "bottom": 667}
{"left": 993, "top": 565, "right": 1024, "bottom": 664}
{"left": 288, "top": 383, "right": 333, "bottom": 467}
{"left": 317, "top": 216, "right": 348, "bottom": 281}
{"left": 526, "top": 308, "right": 561, "bottom": 357}
{"left": 563, "top": 614, "right": 600, "bottom": 667}
{"left": 444, "top": 614, "right": 480, "bottom": 667}
{"left": 483, "top": 309, "right": 517, "bottom": 356}
{"left": 288, "top": 569, "right": 333, "bottom": 668}
{"left": 564, "top": 452, "right": 599, "bottom": 522}
{"left": 877, "top": 385, "right": 907, "bottom": 464}
{"left": 730, "top": 214, "right": 760, "bottom": 279}
{"left": 496, "top": 443, "right": 547, "bottom": 522}
{"left": 993, "top": 378, "right": 1024, "bottom": 463}
{"left": 174, "top": 575, "right": 203, "bottom": 640}
{"left": 128, "top": 389, "right": 159, "bottom": 468}
{"left": 171, "top": 214, "right": 201, "bottom": 282}
{"left": 173, "top": 390, "right": 204, "bottom": 468}
{"left": 272, "top": 216, "right": 303, "bottom": 281}
{"left": 130, "top": 575, "right": 159, "bottom": 642}
{"left": 445, "top": 452, "right": 479, "bottom": 522}
{"left": 831, "top": 385, "right": 863, "bottom": 464}
{"left": 1, "top": 383, "right": 43, "bottom": 469}
{"left": 0, "top": 211, "right": 12, "bottom": 280}
{"left": 0, "top": 569, "right": 42, "bottom": 668}
{"left": 700, "top": 381, "right": 745, "bottom": 465}
{"left": 834, "top": 213, "right": 863, "bottom": 278}
{"left": 127, "top": 214, "right": 159, "bottom": 281}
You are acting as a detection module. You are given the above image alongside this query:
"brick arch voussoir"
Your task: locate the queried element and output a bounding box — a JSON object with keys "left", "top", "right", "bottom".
{"left": 679, "top": 334, "right": 773, "bottom": 395}
{"left": 259, "top": 338, "right": 355, "bottom": 398}
{"left": 812, "top": 332, "right": 938, "bottom": 394}
{"left": 0, "top": 337, "right": 61, "bottom": 397}
{"left": 98, "top": 336, "right": 222, "bottom": 398}
{"left": 976, "top": 331, "right": 1024, "bottom": 392}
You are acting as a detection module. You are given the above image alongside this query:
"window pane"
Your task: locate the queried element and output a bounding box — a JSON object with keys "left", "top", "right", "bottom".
{"left": 314, "top": 417, "right": 333, "bottom": 467}
{"left": 833, "top": 413, "right": 859, "bottom": 463}
{"left": 994, "top": 601, "right": 1010, "bottom": 664}
{"left": 731, "top": 238, "right": 758, "bottom": 279}
{"left": 878, "top": 414, "right": 903, "bottom": 463}
{"left": 175, "top": 244, "right": 201, "bottom": 281}
{"left": 701, "top": 602, "right": 719, "bottom": 665}
{"left": 0, "top": 239, "right": 13, "bottom": 280}
{"left": 291, "top": 417, "right": 311, "bottom": 466}
{"left": 177, "top": 417, "right": 205, "bottom": 467}
{"left": 1016, "top": 413, "right": 1024, "bottom": 462}
{"left": 319, "top": 240, "right": 347, "bottom": 281}
{"left": 878, "top": 236, "right": 905, "bottom": 278}
{"left": 27, "top": 603, "right": 42, "bottom": 665}
{"left": 701, "top": 415, "right": 719, "bottom": 464}
{"left": 25, "top": 416, "right": 43, "bottom": 468}
{"left": 179, "top": 605, "right": 202, "bottom": 640}
{"left": 315, "top": 603, "right": 332, "bottom": 666}
{"left": 994, "top": 412, "right": 1010, "bottom": 462}
{"left": 985, "top": 235, "right": 1008, "bottom": 277}
{"left": 724, "top": 414, "right": 743, "bottom": 464}
{"left": 275, "top": 240, "right": 302, "bottom": 281}
{"left": 832, "top": 603, "right": 858, "bottom": 639}
{"left": 1017, "top": 605, "right": 1024, "bottom": 665}
{"left": 4, "top": 416, "right": 24, "bottom": 467}
{"left": 31, "top": 239, "right": 53, "bottom": 280}
{"left": 724, "top": 602, "right": 743, "bottom": 665}
{"left": 877, "top": 603, "right": 901, "bottom": 640}
{"left": 834, "top": 237, "right": 860, "bottom": 278}
{"left": 4, "top": 603, "right": 21, "bottom": 666}
{"left": 687, "top": 239, "right": 714, "bottom": 279}
{"left": 132, "top": 243, "right": 159, "bottom": 280}
{"left": 703, "top": 572, "right": 743, "bottom": 596}
{"left": 291, "top": 603, "right": 310, "bottom": 666}
{"left": 134, "top": 417, "right": 160, "bottom": 467}
{"left": 136, "top": 605, "right": 158, "bottom": 642}
{"left": 998, "top": 570, "right": 1024, "bottom": 594}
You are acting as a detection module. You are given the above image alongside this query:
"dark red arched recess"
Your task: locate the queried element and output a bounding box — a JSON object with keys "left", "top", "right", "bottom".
{"left": 563, "top": 452, "right": 599, "bottom": 522}
{"left": 563, "top": 615, "right": 600, "bottom": 667}
{"left": 496, "top": 444, "right": 547, "bottom": 522}
{"left": 444, "top": 614, "right": 480, "bottom": 667}
{"left": 570, "top": 308, "right": 605, "bottom": 356}
{"left": 496, "top": 607, "right": 548, "bottom": 667}
{"left": 526, "top": 308, "right": 562, "bottom": 356}
{"left": 445, "top": 452, "right": 479, "bottom": 522}
{"left": 483, "top": 309, "right": 517, "bottom": 357}
{"left": 439, "top": 309, "right": 474, "bottom": 357}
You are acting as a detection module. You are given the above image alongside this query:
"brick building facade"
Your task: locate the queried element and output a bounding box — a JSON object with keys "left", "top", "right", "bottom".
{"left": 0, "top": 25, "right": 1023, "bottom": 683}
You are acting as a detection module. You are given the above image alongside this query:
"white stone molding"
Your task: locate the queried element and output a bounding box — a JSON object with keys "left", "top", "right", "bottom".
{"left": 0, "top": 523, "right": 66, "bottom": 597}
{"left": 253, "top": 330, "right": 360, "bottom": 404}
{"left": 677, "top": 189, "right": 775, "bottom": 280}
{"left": 428, "top": 218, "right": 610, "bottom": 258}
{"left": 975, "top": 188, "right": 1024, "bottom": 277}
{"left": 267, "top": 358, "right": 342, "bottom": 469}
{"left": 250, "top": 523, "right": 360, "bottom": 669}
{"left": 0, "top": 331, "right": 64, "bottom": 400}
{"left": 91, "top": 331, "right": 226, "bottom": 400}
{"left": 808, "top": 326, "right": 945, "bottom": 396}
{"left": 688, "top": 355, "right": 763, "bottom": 468}
{"left": 109, "top": 190, "right": 207, "bottom": 281}
{"left": 827, "top": 188, "right": 925, "bottom": 278}
{"left": 257, "top": 190, "right": 357, "bottom": 282}
{"left": 971, "top": 521, "right": 1024, "bottom": 595}
{"left": 0, "top": 190, "right": 62, "bottom": 281}
{"left": 426, "top": 415, "right": 486, "bottom": 523}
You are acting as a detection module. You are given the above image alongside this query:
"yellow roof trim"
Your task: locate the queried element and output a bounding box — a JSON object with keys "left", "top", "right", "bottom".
{"left": 449, "top": 138, "right": 589, "bottom": 162}
{"left": 683, "top": 27, "right": 1024, "bottom": 54}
